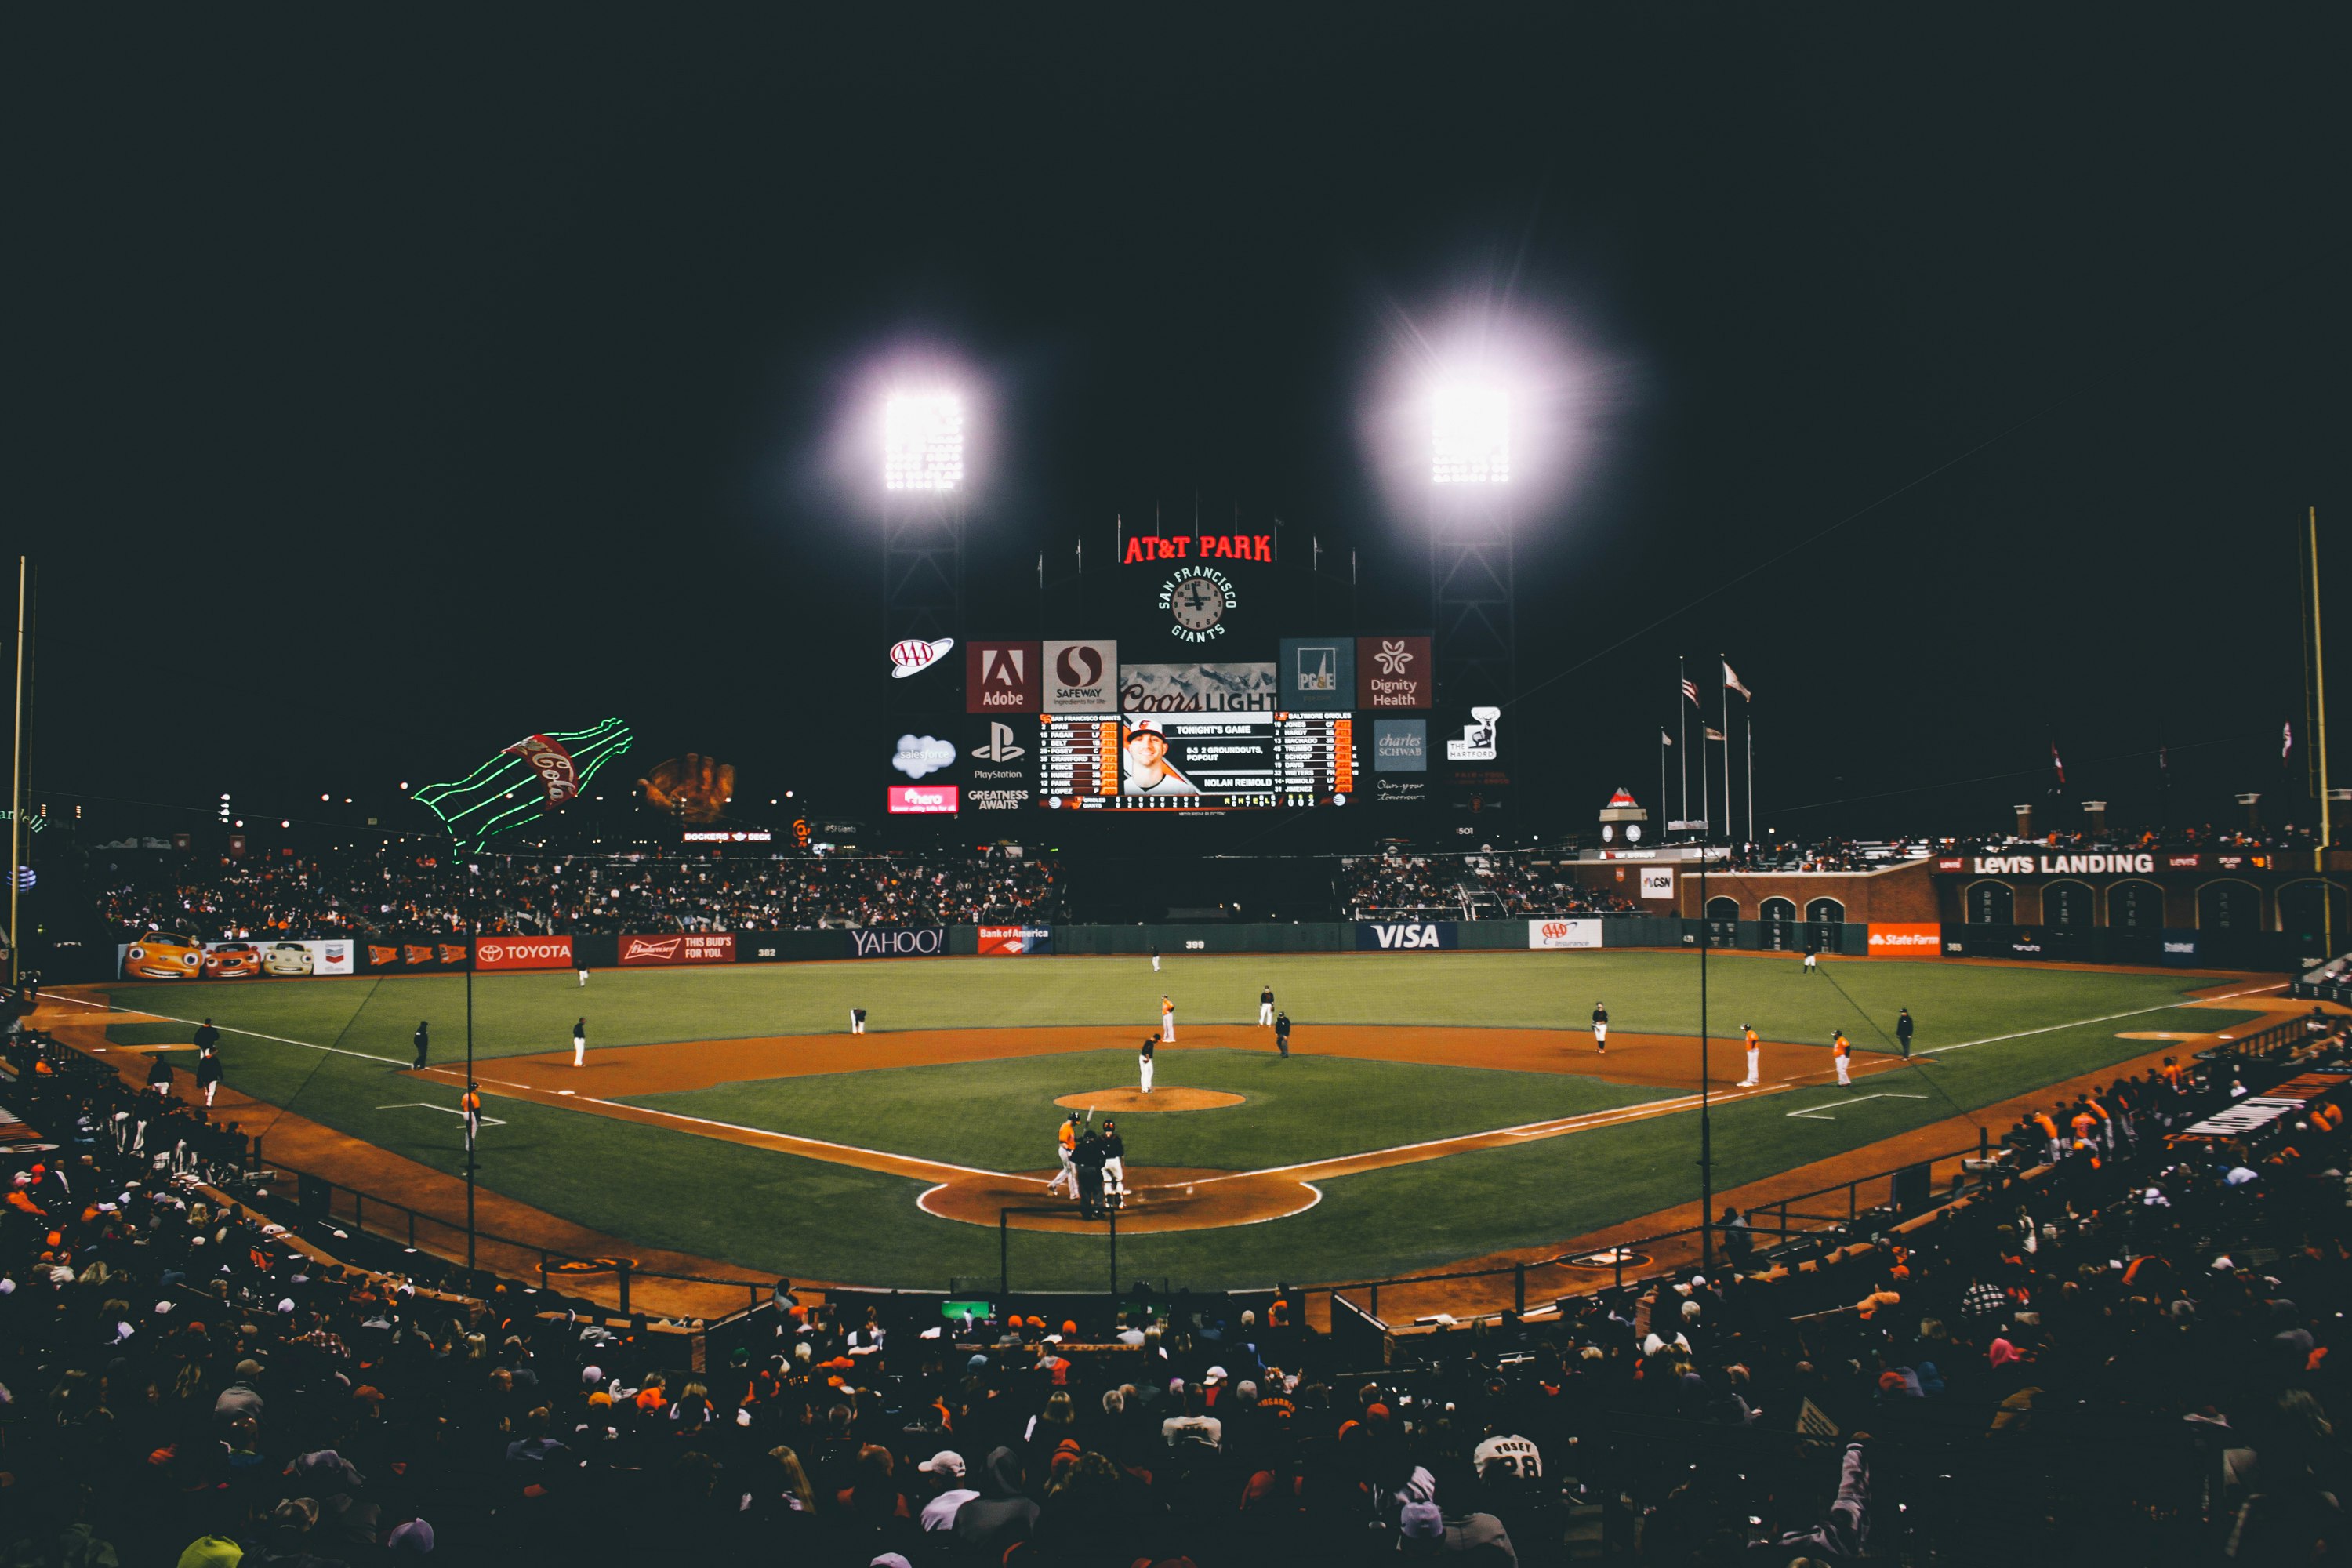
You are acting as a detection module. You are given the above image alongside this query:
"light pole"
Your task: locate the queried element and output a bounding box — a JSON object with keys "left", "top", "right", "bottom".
{"left": 1697, "top": 851, "right": 1713, "bottom": 1275}
{"left": 462, "top": 856, "right": 477, "bottom": 1271}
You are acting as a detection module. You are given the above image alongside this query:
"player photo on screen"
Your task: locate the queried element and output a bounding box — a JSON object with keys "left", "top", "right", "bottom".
{"left": 1121, "top": 718, "right": 1198, "bottom": 795}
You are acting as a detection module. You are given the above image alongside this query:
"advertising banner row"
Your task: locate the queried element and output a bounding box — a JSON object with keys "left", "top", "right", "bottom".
{"left": 118, "top": 937, "right": 355, "bottom": 982}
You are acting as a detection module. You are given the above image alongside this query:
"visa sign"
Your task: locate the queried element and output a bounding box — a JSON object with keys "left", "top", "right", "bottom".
{"left": 1356, "top": 921, "right": 1459, "bottom": 950}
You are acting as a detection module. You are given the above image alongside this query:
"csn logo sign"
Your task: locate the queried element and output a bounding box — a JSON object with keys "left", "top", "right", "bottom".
{"left": 1356, "top": 922, "right": 1460, "bottom": 951}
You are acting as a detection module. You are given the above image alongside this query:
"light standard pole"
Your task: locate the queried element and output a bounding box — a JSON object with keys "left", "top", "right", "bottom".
{"left": 1697, "top": 848, "right": 1713, "bottom": 1276}
{"left": 463, "top": 856, "right": 477, "bottom": 1272}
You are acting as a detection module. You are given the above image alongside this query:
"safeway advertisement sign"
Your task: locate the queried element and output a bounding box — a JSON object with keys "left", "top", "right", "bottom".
{"left": 1528, "top": 918, "right": 1602, "bottom": 949}
{"left": 474, "top": 935, "right": 575, "bottom": 971}
{"left": 620, "top": 933, "right": 736, "bottom": 966}
{"left": 1866, "top": 923, "right": 1942, "bottom": 956}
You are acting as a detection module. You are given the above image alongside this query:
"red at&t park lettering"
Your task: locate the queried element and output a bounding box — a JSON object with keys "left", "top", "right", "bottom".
{"left": 1121, "top": 533, "right": 1272, "bottom": 564}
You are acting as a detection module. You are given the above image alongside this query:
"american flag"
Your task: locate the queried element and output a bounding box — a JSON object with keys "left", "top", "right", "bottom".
{"left": 1681, "top": 678, "right": 1699, "bottom": 705}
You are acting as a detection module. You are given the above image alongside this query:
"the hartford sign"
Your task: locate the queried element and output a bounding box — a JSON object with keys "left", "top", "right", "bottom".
{"left": 1956, "top": 852, "right": 2158, "bottom": 876}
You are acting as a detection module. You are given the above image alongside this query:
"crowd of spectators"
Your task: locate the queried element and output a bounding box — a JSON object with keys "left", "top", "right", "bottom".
{"left": 91, "top": 848, "right": 1060, "bottom": 941}
{"left": 1338, "top": 852, "right": 1638, "bottom": 922}
{"left": 0, "top": 983, "right": 2347, "bottom": 1561}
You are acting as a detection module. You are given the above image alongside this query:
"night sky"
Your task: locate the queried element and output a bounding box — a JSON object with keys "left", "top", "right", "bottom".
{"left": 11, "top": 9, "right": 2349, "bottom": 845}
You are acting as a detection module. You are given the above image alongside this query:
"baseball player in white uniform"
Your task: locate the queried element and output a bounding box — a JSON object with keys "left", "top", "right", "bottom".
{"left": 572, "top": 1017, "right": 586, "bottom": 1067}
{"left": 1591, "top": 1002, "right": 1608, "bottom": 1055}
{"left": 1739, "top": 1024, "right": 1761, "bottom": 1087}
{"left": 1138, "top": 1034, "right": 1156, "bottom": 1094}
{"left": 578, "top": 966, "right": 589, "bottom": 988}
{"left": 1804, "top": 949, "right": 1818, "bottom": 973}
{"left": 1258, "top": 985, "right": 1275, "bottom": 1026}
{"left": 1160, "top": 995, "right": 1175, "bottom": 1043}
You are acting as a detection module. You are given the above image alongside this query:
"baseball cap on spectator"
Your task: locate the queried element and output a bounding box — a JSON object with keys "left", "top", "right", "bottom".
{"left": 1399, "top": 1501, "right": 1444, "bottom": 1540}
{"left": 234, "top": 1359, "right": 263, "bottom": 1378}
{"left": 582, "top": 1366, "right": 603, "bottom": 1386}
{"left": 386, "top": 1519, "right": 434, "bottom": 1555}
{"left": 871, "top": 1556, "right": 913, "bottom": 1568}
{"left": 1204, "top": 1366, "right": 1227, "bottom": 1383}
{"left": 916, "top": 1450, "right": 966, "bottom": 1478}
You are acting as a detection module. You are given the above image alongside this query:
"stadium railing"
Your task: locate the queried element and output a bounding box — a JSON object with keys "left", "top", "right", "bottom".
{"left": 1316, "top": 1137, "right": 1996, "bottom": 1338}
{"left": 256, "top": 1155, "right": 779, "bottom": 1320}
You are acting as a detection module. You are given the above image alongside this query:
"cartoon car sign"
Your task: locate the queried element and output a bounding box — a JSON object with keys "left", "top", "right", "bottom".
{"left": 124, "top": 932, "right": 204, "bottom": 980}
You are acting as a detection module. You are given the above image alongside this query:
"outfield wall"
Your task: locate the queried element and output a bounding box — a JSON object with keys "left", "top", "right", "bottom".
{"left": 73, "top": 912, "right": 2303, "bottom": 985}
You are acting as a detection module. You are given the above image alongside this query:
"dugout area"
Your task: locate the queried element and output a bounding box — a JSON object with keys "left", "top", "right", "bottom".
{"left": 42, "top": 949, "right": 2293, "bottom": 1296}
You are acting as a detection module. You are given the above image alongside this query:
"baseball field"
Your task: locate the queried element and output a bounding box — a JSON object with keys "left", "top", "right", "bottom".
{"left": 51, "top": 949, "right": 2287, "bottom": 1294}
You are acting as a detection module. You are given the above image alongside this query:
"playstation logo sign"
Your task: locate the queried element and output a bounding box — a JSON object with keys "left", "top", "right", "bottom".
{"left": 974, "top": 722, "right": 1027, "bottom": 763}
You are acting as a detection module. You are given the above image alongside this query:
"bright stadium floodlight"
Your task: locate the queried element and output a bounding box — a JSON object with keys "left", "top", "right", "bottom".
{"left": 1431, "top": 387, "right": 1510, "bottom": 485}
{"left": 884, "top": 391, "right": 964, "bottom": 492}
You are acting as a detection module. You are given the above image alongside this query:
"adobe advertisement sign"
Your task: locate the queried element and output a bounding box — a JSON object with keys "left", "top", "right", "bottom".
{"left": 966, "top": 641, "right": 1041, "bottom": 713}
{"left": 474, "top": 935, "right": 575, "bottom": 971}
{"left": 1043, "top": 640, "right": 1118, "bottom": 711}
{"left": 978, "top": 925, "right": 1054, "bottom": 956}
{"left": 620, "top": 933, "right": 736, "bottom": 966}
{"left": 1356, "top": 637, "right": 1432, "bottom": 709}
{"left": 1279, "top": 637, "right": 1356, "bottom": 712}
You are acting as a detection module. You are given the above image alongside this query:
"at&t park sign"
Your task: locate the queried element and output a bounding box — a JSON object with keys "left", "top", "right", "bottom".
{"left": 1947, "top": 852, "right": 2158, "bottom": 876}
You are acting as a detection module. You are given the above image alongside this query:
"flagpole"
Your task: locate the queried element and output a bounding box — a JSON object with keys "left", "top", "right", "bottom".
{"left": 1678, "top": 656, "right": 1689, "bottom": 830}
{"left": 1720, "top": 655, "right": 1733, "bottom": 846}
{"left": 1659, "top": 731, "right": 1668, "bottom": 840}
{"left": 1746, "top": 703, "right": 1755, "bottom": 846}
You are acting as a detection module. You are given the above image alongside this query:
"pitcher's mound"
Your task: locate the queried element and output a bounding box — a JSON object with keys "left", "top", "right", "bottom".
{"left": 1054, "top": 1087, "right": 1243, "bottom": 1112}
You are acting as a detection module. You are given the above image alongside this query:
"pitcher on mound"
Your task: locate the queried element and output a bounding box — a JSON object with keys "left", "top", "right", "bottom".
{"left": 1138, "top": 1034, "right": 1156, "bottom": 1094}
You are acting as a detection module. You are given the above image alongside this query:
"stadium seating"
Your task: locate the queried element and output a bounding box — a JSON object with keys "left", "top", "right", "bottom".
{"left": 2, "top": 1002, "right": 2342, "bottom": 1564}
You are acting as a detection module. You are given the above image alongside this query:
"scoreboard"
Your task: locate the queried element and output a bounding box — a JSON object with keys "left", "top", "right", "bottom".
{"left": 1039, "top": 712, "right": 1355, "bottom": 811}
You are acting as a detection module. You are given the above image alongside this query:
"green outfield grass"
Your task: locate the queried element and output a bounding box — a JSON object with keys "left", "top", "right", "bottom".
{"left": 620, "top": 1050, "right": 1672, "bottom": 1173}
{"left": 81, "top": 952, "right": 2270, "bottom": 1289}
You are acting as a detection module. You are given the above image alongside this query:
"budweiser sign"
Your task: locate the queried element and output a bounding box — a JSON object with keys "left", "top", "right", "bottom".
{"left": 503, "top": 733, "right": 582, "bottom": 804}
{"left": 474, "top": 935, "right": 575, "bottom": 971}
{"left": 619, "top": 932, "right": 736, "bottom": 966}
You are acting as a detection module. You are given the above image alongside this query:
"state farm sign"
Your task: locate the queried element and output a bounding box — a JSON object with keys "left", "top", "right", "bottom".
{"left": 474, "top": 935, "right": 574, "bottom": 971}
{"left": 1866, "top": 923, "right": 1942, "bottom": 956}
{"left": 620, "top": 933, "right": 736, "bottom": 966}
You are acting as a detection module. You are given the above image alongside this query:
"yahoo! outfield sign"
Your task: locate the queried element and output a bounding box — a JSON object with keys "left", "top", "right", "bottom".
{"left": 847, "top": 927, "right": 948, "bottom": 958}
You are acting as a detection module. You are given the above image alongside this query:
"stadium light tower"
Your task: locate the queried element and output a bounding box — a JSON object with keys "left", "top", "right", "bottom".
{"left": 884, "top": 391, "right": 965, "bottom": 492}
{"left": 1428, "top": 382, "right": 1515, "bottom": 712}
{"left": 1431, "top": 387, "right": 1510, "bottom": 485}
{"left": 880, "top": 387, "right": 968, "bottom": 723}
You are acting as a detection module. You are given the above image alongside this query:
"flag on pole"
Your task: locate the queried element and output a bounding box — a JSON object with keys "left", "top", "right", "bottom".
{"left": 2284, "top": 721, "right": 2295, "bottom": 762}
{"left": 1722, "top": 661, "right": 1751, "bottom": 700}
{"left": 1704, "top": 727, "right": 1727, "bottom": 742}
{"left": 1681, "top": 677, "right": 1699, "bottom": 705}
{"left": 2050, "top": 742, "right": 2066, "bottom": 786}
{"left": 1660, "top": 728, "right": 1673, "bottom": 746}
